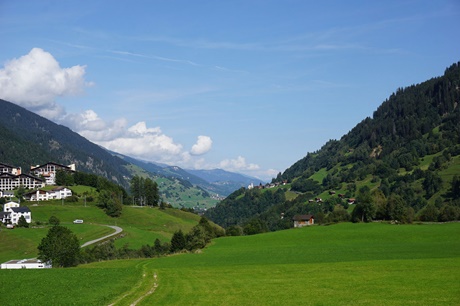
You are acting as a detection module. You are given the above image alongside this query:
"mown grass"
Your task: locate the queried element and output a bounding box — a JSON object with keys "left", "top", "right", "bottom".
{"left": 0, "top": 224, "right": 114, "bottom": 263}
{"left": 0, "top": 264, "right": 143, "bottom": 305}
{"left": 0, "top": 204, "right": 200, "bottom": 261}
{"left": 1, "top": 222, "right": 458, "bottom": 305}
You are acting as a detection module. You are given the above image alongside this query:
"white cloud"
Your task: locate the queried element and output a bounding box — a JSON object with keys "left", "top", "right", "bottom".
{"left": 219, "top": 156, "right": 260, "bottom": 171}
{"left": 63, "top": 110, "right": 128, "bottom": 142}
{"left": 0, "top": 48, "right": 90, "bottom": 119}
{"left": 70, "top": 115, "right": 184, "bottom": 163}
{"left": 190, "top": 135, "right": 212, "bottom": 155}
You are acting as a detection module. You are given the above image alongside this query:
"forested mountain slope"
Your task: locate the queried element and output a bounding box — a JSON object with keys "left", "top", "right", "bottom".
{"left": 0, "top": 100, "right": 248, "bottom": 206}
{"left": 0, "top": 99, "right": 130, "bottom": 186}
{"left": 205, "top": 62, "right": 460, "bottom": 231}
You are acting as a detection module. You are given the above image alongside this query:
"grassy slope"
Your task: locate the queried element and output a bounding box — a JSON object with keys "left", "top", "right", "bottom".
{"left": 1, "top": 222, "right": 458, "bottom": 305}
{"left": 0, "top": 203, "right": 200, "bottom": 262}
{"left": 157, "top": 177, "right": 219, "bottom": 209}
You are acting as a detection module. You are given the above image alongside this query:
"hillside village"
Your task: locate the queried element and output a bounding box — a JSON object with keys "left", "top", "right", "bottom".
{"left": 0, "top": 161, "right": 75, "bottom": 227}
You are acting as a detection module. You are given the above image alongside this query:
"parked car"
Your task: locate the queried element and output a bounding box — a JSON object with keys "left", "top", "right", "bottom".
{"left": 6, "top": 224, "right": 14, "bottom": 229}
{"left": 73, "top": 219, "right": 84, "bottom": 224}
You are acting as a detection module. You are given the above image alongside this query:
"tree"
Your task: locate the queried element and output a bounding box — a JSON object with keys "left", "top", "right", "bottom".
{"left": 438, "top": 204, "right": 460, "bottom": 221}
{"left": 352, "top": 188, "right": 376, "bottom": 222}
{"left": 373, "top": 189, "right": 387, "bottom": 220}
{"left": 386, "top": 194, "right": 405, "bottom": 222}
{"left": 130, "top": 175, "right": 143, "bottom": 205}
{"left": 170, "top": 230, "right": 186, "bottom": 253}
{"left": 452, "top": 175, "right": 460, "bottom": 199}
{"left": 418, "top": 203, "right": 439, "bottom": 222}
{"left": 49, "top": 216, "right": 60, "bottom": 226}
{"left": 37, "top": 225, "right": 80, "bottom": 267}
{"left": 17, "top": 215, "right": 29, "bottom": 228}
{"left": 144, "top": 178, "right": 159, "bottom": 206}
{"left": 422, "top": 171, "right": 443, "bottom": 199}
{"left": 226, "top": 225, "right": 243, "bottom": 236}
{"left": 243, "top": 218, "right": 268, "bottom": 235}
{"left": 97, "top": 190, "right": 122, "bottom": 217}
{"left": 55, "top": 170, "right": 74, "bottom": 186}
{"left": 14, "top": 185, "right": 26, "bottom": 201}
{"left": 328, "top": 205, "right": 350, "bottom": 223}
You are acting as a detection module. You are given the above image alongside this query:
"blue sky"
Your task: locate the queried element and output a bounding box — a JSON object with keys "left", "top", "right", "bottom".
{"left": 1, "top": 0, "right": 459, "bottom": 180}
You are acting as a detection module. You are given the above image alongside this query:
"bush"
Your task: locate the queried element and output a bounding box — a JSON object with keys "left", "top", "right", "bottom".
{"left": 49, "top": 216, "right": 60, "bottom": 226}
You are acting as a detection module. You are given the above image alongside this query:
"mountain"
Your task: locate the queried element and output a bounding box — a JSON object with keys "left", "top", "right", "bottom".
{"left": 205, "top": 62, "right": 460, "bottom": 230}
{"left": 186, "top": 168, "right": 266, "bottom": 195}
{"left": 114, "top": 152, "right": 264, "bottom": 197}
{"left": 0, "top": 100, "right": 234, "bottom": 207}
{"left": 0, "top": 99, "right": 131, "bottom": 186}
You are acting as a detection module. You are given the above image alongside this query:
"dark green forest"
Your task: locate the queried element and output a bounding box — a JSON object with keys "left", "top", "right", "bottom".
{"left": 0, "top": 99, "right": 131, "bottom": 187}
{"left": 205, "top": 62, "right": 460, "bottom": 232}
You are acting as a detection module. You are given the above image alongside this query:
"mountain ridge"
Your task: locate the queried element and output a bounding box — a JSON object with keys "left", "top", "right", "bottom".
{"left": 205, "top": 61, "right": 460, "bottom": 230}
{"left": 0, "top": 100, "right": 259, "bottom": 206}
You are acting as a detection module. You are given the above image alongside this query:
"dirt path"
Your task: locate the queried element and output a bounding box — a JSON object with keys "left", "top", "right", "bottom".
{"left": 107, "top": 268, "right": 158, "bottom": 306}
{"left": 81, "top": 225, "right": 123, "bottom": 248}
{"left": 129, "top": 273, "right": 158, "bottom": 306}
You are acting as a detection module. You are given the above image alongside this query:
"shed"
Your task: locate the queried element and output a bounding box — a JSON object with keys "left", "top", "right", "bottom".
{"left": 292, "top": 214, "right": 315, "bottom": 227}
{"left": 1, "top": 258, "right": 51, "bottom": 269}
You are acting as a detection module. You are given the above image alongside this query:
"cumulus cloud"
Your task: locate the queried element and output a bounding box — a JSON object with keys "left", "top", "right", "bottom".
{"left": 190, "top": 135, "right": 212, "bottom": 155}
{"left": 0, "top": 49, "right": 272, "bottom": 177}
{"left": 70, "top": 115, "right": 184, "bottom": 163}
{"left": 62, "top": 110, "right": 128, "bottom": 142}
{"left": 219, "top": 156, "right": 260, "bottom": 171}
{"left": 0, "top": 48, "right": 90, "bottom": 119}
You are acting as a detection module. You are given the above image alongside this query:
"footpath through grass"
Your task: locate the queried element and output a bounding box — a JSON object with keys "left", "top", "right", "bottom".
{"left": 0, "top": 204, "right": 200, "bottom": 262}
{"left": 142, "top": 222, "right": 460, "bottom": 305}
{"left": 1, "top": 222, "right": 459, "bottom": 305}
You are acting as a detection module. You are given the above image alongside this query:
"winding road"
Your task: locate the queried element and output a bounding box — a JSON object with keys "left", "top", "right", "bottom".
{"left": 81, "top": 225, "right": 123, "bottom": 248}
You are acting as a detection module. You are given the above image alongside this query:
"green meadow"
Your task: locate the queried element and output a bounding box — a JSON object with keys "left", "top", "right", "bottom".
{"left": 1, "top": 222, "right": 459, "bottom": 305}
{"left": 0, "top": 203, "right": 200, "bottom": 262}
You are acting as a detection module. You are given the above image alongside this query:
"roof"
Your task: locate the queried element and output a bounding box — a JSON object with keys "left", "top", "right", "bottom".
{"left": 18, "top": 173, "right": 45, "bottom": 181}
{"left": 0, "top": 212, "right": 11, "bottom": 218}
{"left": 24, "top": 189, "right": 47, "bottom": 196}
{"left": 30, "top": 162, "right": 71, "bottom": 171}
{"left": 2, "top": 258, "right": 44, "bottom": 265}
{"left": 52, "top": 186, "right": 68, "bottom": 191}
{"left": 0, "top": 173, "right": 16, "bottom": 178}
{"left": 292, "top": 214, "right": 314, "bottom": 221}
{"left": 5, "top": 201, "right": 20, "bottom": 206}
{"left": 10, "top": 207, "right": 31, "bottom": 213}
{"left": 0, "top": 162, "right": 17, "bottom": 168}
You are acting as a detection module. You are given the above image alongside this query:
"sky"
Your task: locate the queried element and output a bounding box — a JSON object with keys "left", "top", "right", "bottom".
{"left": 0, "top": 0, "right": 459, "bottom": 181}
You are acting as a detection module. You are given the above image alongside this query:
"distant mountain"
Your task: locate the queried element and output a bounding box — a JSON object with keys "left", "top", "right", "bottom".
{"left": 205, "top": 62, "right": 460, "bottom": 230}
{"left": 115, "top": 152, "right": 263, "bottom": 196}
{"left": 186, "top": 168, "right": 266, "bottom": 194}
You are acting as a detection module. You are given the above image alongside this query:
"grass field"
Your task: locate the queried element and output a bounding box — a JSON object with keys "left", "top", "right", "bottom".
{"left": 1, "top": 222, "right": 458, "bottom": 305}
{"left": 0, "top": 203, "right": 201, "bottom": 262}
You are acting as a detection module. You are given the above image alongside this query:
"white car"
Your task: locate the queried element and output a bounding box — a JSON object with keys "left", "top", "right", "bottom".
{"left": 73, "top": 219, "right": 84, "bottom": 224}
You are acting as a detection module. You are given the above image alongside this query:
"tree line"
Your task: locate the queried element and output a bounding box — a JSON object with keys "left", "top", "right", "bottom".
{"left": 37, "top": 215, "right": 223, "bottom": 267}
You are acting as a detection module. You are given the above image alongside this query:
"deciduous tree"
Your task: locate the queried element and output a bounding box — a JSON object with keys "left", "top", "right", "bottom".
{"left": 37, "top": 225, "right": 80, "bottom": 267}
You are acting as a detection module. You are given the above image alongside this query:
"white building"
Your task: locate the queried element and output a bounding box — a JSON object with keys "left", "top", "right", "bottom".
{"left": 1, "top": 201, "right": 31, "bottom": 225}
{"left": 0, "top": 162, "right": 21, "bottom": 175}
{"left": 1, "top": 258, "right": 51, "bottom": 269}
{"left": 3, "top": 201, "right": 20, "bottom": 212}
{"left": 0, "top": 173, "right": 45, "bottom": 191}
{"left": 9, "top": 207, "right": 32, "bottom": 224}
{"left": 30, "top": 162, "right": 75, "bottom": 185}
{"left": 24, "top": 187, "right": 73, "bottom": 201}
{"left": 0, "top": 190, "right": 14, "bottom": 198}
